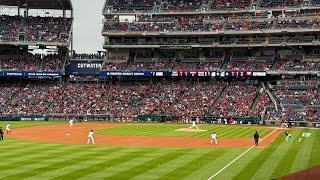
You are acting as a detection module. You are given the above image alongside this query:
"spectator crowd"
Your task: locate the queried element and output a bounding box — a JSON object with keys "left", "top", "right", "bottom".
{"left": 105, "top": 0, "right": 317, "bottom": 13}
{"left": 104, "top": 17, "right": 320, "bottom": 33}
{"left": 0, "top": 54, "right": 65, "bottom": 72}
{"left": 0, "top": 79, "right": 319, "bottom": 122}
{"left": 0, "top": 15, "right": 72, "bottom": 43}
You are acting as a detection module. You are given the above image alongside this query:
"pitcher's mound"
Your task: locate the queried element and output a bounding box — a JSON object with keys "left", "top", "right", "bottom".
{"left": 175, "top": 128, "right": 207, "bottom": 132}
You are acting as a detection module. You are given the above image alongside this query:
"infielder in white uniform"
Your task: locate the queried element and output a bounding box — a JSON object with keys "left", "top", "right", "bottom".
{"left": 87, "top": 129, "right": 95, "bottom": 144}
{"left": 6, "top": 124, "right": 11, "bottom": 135}
{"left": 189, "top": 118, "right": 199, "bottom": 130}
{"left": 211, "top": 132, "right": 218, "bottom": 145}
{"left": 69, "top": 119, "right": 74, "bottom": 127}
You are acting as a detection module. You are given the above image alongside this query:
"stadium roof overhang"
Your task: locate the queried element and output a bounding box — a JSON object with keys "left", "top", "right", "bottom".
{"left": 0, "top": 0, "right": 73, "bottom": 10}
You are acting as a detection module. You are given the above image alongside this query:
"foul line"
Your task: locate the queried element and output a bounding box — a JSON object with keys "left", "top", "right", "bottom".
{"left": 207, "top": 128, "right": 279, "bottom": 180}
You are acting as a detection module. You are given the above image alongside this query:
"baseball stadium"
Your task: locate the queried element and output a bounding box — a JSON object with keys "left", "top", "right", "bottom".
{"left": 0, "top": 0, "right": 320, "bottom": 179}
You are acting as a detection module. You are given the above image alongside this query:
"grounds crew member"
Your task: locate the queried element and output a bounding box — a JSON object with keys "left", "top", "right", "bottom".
{"left": 254, "top": 131, "right": 259, "bottom": 146}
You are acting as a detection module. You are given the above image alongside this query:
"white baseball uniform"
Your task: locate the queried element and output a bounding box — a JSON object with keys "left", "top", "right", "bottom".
{"left": 87, "top": 131, "right": 95, "bottom": 144}
{"left": 69, "top": 120, "right": 74, "bottom": 127}
{"left": 6, "top": 124, "right": 10, "bottom": 134}
{"left": 211, "top": 133, "right": 218, "bottom": 144}
{"left": 189, "top": 120, "right": 199, "bottom": 130}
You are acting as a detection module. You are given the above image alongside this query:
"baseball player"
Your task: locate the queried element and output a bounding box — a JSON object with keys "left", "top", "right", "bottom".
{"left": 6, "top": 124, "right": 11, "bottom": 135}
{"left": 189, "top": 117, "right": 199, "bottom": 130}
{"left": 87, "top": 129, "right": 95, "bottom": 144}
{"left": 285, "top": 131, "right": 292, "bottom": 142}
{"left": 254, "top": 131, "right": 259, "bottom": 146}
{"left": 0, "top": 127, "right": 4, "bottom": 141}
{"left": 210, "top": 132, "right": 218, "bottom": 145}
{"left": 69, "top": 119, "right": 74, "bottom": 127}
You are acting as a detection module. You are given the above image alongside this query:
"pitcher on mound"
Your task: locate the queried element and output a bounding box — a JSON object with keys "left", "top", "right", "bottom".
{"left": 189, "top": 117, "right": 199, "bottom": 130}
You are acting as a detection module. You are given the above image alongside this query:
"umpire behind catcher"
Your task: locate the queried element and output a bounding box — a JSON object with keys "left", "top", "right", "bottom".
{"left": 254, "top": 131, "right": 259, "bottom": 146}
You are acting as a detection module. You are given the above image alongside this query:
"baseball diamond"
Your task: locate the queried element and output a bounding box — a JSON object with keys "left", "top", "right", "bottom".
{"left": 1, "top": 0, "right": 320, "bottom": 179}
{"left": 0, "top": 121, "right": 319, "bottom": 179}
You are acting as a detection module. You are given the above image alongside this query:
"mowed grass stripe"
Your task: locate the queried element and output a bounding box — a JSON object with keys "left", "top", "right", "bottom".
{"left": 0, "top": 140, "right": 41, "bottom": 150}
{"left": 0, "top": 146, "right": 108, "bottom": 179}
{"left": 0, "top": 141, "right": 59, "bottom": 158}
{"left": 213, "top": 126, "right": 241, "bottom": 138}
{"left": 7, "top": 148, "right": 119, "bottom": 179}
{"left": 128, "top": 125, "right": 177, "bottom": 136}
{"left": 270, "top": 130, "right": 303, "bottom": 178}
{"left": 125, "top": 125, "right": 150, "bottom": 135}
{"left": 213, "top": 149, "right": 263, "bottom": 180}
{"left": 146, "top": 126, "right": 181, "bottom": 136}
{"left": 290, "top": 129, "right": 316, "bottom": 173}
{"left": 253, "top": 130, "right": 300, "bottom": 180}
{"left": 106, "top": 149, "right": 188, "bottom": 179}
{"left": 27, "top": 148, "right": 151, "bottom": 180}
{"left": 223, "top": 127, "right": 249, "bottom": 138}
{"left": 189, "top": 126, "right": 235, "bottom": 138}
{"left": 230, "top": 128, "right": 252, "bottom": 138}
{"left": 53, "top": 149, "right": 158, "bottom": 180}
{"left": 97, "top": 124, "right": 272, "bottom": 138}
{"left": 131, "top": 149, "right": 208, "bottom": 180}
{"left": 103, "top": 125, "right": 162, "bottom": 136}
{"left": 131, "top": 125, "right": 164, "bottom": 136}
{"left": 308, "top": 129, "right": 320, "bottom": 168}
{"left": 233, "top": 132, "right": 283, "bottom": 180}
{"left": 185, "top": 149, "right": 244, "bottom": 180}
{"left": 0, "top": 121, "right": 63, "bottom": 130}
{"left": 158, "top": 149, "right": 226, "bottom": 180}
{"left": 0, "top": 144, "right": 77, "bottom": 168}
{"left": 77, "top": 149, "right": 187, "bottom": 180}
{"left": 0, "top": 145, "right": 107, "bottom": 177}
{"left": 236, "top": 128, "right": 262, "bottom": 138}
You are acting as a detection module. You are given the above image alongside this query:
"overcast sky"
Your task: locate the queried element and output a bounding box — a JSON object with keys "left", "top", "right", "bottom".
{"left": 71, "top": 0, "right": 104, "bottom": 54}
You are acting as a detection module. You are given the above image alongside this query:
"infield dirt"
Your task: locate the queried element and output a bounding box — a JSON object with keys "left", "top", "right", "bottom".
{"left": 9, "top": 123, "right": 282, "bottom": 148}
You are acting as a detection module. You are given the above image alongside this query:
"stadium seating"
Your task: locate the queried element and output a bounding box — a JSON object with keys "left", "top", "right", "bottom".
{"left": 102, "top": 61, "right": 222, "bottom": 71}
{"left": 0, "top": 54, "right": 65, "bottom": 72}
{"left": 0, "top": 81, "right": 274, "bottom": 119}
{"left": 274, "top": 59, "right": 320, "bottom": 71}
{"left": 212, "top": 83, "right": 258, "bottom": 117}
{"left": 249, "top": 90, "right": 275, "bottom": 117}
{"left": 274, "top": 89, "right": 318, "bottom": 106}
{"left": 0, "top": 15, "right": 72, "bottom": 43}
{"left": 1, "top": 78, "right": 319, "bottom": 123}
{"left": 0, "top": 84, "right": 21, "bottom": 112}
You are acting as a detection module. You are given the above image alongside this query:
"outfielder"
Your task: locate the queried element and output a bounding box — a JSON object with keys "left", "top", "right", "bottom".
{"left": 87, "top": 129, "right": 95, "bottom": 144}
{"left": 189, "top": 117, "right": 199, "bottom": 130}
{"left": 211, "top": 132, "right": 218, "bottom": 145}
{"left": 6, "top": 124, "right": 11, "bottom": 135}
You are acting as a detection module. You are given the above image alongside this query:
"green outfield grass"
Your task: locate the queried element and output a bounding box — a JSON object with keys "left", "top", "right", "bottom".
{"left": 0, "top": 121, "right": 64, "bottom": 129}
{"left": 1, "top": 122, "right": 320, "bottom": 180}
{"left": 97, "top": 124, "right": 272, "bottom": 138}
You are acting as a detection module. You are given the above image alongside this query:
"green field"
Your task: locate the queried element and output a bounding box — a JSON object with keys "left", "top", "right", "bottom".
{"left": 1, "top": 121, "right": 320, "bottom": 180}
{"left": 97, "top": 124, "right": 272, "bottom": 138}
